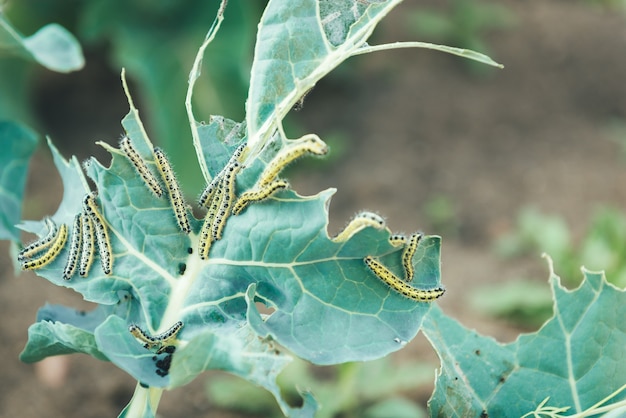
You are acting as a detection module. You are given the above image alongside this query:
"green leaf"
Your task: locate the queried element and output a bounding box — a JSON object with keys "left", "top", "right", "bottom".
{"left": 0, "top": 14, "right": 84, "bottom": 72}
{"left": 0, "top": 121, "right": 37, "bottom": 241}
{"left": 247, "top": 0, "right": 403, "bottom": 144}
{"left": 20, "top": 303, "right": 112, "bottom": 362}
{"left": 20, "top": 101, "right": 442, "bottom": 416}
{"left": 422, "top": 265, "right": 626, "bottom": 416}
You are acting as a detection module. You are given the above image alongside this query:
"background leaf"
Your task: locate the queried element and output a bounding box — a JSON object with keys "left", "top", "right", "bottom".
{"left": 0, "top": 15, "right": 83, "bottom": 72}
{"left": 422, "top": 266, "right": 626, "bottom": 416}
{"left": 0, "top": 121, "right": 37, "bottom": 241}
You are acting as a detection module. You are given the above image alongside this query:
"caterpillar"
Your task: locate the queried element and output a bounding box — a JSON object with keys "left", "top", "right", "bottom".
{"left": 363, "top": 256, "right": 445, "bottom": 302}
{"left": 256, "top": 136, "right": 328, "bottom": 188}
{"left": 129, "top": 321, "right": 184, "bottom": 354}
{"left": 83, "top": 192, "right": 113, "bottom": 275}
{"left": 21, "top": 223, "right": 68, "bottom": 270}
{"left": 198, "top": 142, "right": 247, "bottom": 208}
{"left": 119, "top": 136, "right": 163, "bottom": 198}
{"left": 401, "top": 233, "right": 422, "bottom": 282}
{"left": 389, "top": 234, "right": 407, "bottom": 247}
{"left": 198, "top": 180, "right": 225, "bottom": 260}
{"left": 332, "top": 211, "right": 385, "bottom": 243}
{"left": 18, "top": 217, "right": 57, "bottom": 262}
{"left": 212, "top": 161, "right": 241, "bottom": 241}
{"left": 62, "top": 214, "right": 83, "bottom": 280}
{"left": 153, "top": 147, "right": 191, "bottom": 234}
{"left": 79, "top": 212, "right": 95, "bottom": 277}
{"left": 232, "top": 180, "right": 289, "bottom": 216}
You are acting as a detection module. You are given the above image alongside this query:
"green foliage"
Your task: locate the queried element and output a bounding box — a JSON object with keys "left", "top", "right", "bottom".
{"left": 7, "top": 0, "right": 625, "bottom": 417}
{"left": 0, "top": 11, "right": 83, "bottom": 121}
{"left": 0, "top": 121, "right": 38, "bottom": 241}
{"left": 496, "top": 206, "right": 626, "bottom": 288}
{"left": 423, "top": 266, "right": 626, "bottom": 416}
{"left": 0, "top": 13, "right": 83, "bottom": 73}
{"left": 487, "top": 206, "right": 626, "bottom": 327}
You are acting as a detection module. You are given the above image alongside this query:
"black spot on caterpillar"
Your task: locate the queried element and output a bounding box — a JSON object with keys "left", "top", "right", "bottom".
{"left": 79, "top": 212, "right": 94, "bottom": 277}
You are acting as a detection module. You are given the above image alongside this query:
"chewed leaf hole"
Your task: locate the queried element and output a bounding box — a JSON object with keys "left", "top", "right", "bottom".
{"left": 255, "top": 301, "right": 276, "bottom": 316}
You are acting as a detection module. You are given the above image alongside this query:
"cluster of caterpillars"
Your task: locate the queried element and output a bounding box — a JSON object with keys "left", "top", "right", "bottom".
{"left": 332, "top": 212, "right": 445, "bottom": 302}
{"left": 122, "top": 135, "right": 328, "bottom": 355}
{"left": 196, "top": 135, "right": 329, "bottom": 260}
{"left": 18, "top": 192, "right": 113, "bottom": 279}
{"left": 19, "top": 132, "right": 443, "bottom": 365}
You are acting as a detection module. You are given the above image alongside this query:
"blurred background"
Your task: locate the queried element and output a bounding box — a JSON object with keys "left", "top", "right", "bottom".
{"left": 1, "top": 0, "right": 626, "bottom": 416}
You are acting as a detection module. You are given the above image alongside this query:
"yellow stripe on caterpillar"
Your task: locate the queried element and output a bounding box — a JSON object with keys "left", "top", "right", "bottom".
{"left": 120, "top": 136, "right": 163, "bottom": 197}
{"left": 153, "top": 147, "right": 191, "bottom": 234}
{"left": 212, "top": 161, "right": 241, "bottom": 241}
{"left": 79, "top": 213, "right": 95, "bottom": 277}
{"left": 62, "top": 214, "right": 83, "bottom": 280}
{"left": 364, "top": 256, "right": 445, "bottom": 302}
{"left": 198, "top": 181, "right": 225, "bottom": 260}
{"left": 198, "top": 143, "right": 247, "bottom": 208}
{"left": 256, "top": 136, "right": 328, "bottom": 188}
{"left": 83, "top": 192, "right": 113, "bottom": 275}
{"left": 21, "top": 223, "right": 68, "bottom": 270}
{"left": 332, "top": 211, "right": 385, "bottom": 243}
{"left": 401, "top": 233, "right": 422, "bottom": 282}
{"left": 232, "top": 180, "right": 289, "bottom": 215}
{"left": 18, "top": 217, "right": 58, "bottom": 262}
{"left": 129, "top": 321, "right": 184, "bottom": 354}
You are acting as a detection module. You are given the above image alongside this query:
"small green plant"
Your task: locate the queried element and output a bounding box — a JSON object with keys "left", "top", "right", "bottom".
{"left": 482, "top": 206, "right": 626, "bottom": 328}
{"left": 496, "top": 206, "right": 626, "bottom": 288}
{"left": 3, "top": 1, "right": 626, "bottom": 417}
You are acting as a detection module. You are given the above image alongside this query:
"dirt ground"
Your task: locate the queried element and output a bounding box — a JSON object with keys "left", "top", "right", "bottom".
{"left": 2, "top": 1, "right": 626, "bottom": 417}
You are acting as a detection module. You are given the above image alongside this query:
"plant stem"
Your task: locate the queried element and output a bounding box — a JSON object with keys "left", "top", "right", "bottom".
{"left": 123, "top": 382, "right": 164, "bottom": 418}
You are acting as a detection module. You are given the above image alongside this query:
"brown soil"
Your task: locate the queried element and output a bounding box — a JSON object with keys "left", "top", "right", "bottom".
{"left": 2, "top": 1, "right": 625, "bottom": 417}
